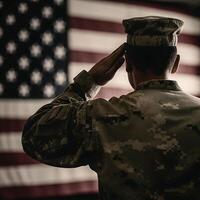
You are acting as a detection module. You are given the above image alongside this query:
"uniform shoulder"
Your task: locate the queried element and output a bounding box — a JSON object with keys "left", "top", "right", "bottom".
{"left": 186, "top": 94, "right": 200, "bottom": 104}
{"left": 89, "top": 92, "right": 138, "bottom": 117}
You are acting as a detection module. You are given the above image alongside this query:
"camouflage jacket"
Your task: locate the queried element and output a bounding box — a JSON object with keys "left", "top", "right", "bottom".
{"left": 22, "top": 70, "right": 200, "bottom": 200}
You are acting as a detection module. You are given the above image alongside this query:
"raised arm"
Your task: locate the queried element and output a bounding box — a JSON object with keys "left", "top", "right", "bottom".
{"left": 22, "top": 44, "right": 125, "bottom": 168}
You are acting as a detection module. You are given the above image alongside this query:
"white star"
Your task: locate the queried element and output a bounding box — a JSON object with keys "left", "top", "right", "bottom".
{"left": 43, "top": 58, "right": 54, "bottom": 71}
{"left": 43, "top": 84, "right": 55, "bottom": 98}
{"left": 30, "top": 44, "right": 42, "bottom": 57}
{"left": 18, "top": 3, "right": 28, "bottom": 14}
{"left": 18, "top": 29, "right": 29, "bottom": 42}
{"left": 54, "top": 45, "right": 66, "bottom": 60}
{"left": 6, "top": 41, "right": 17, "bottom": 54}
{"left": 19, "top": 83, "right": 30, "bottom": 97}
{"left": 42, "top": 6, "right": 53, "bottom": 18}
{"left": 54, "top": 20, "right": 65, "bottom": 33}
{"left": 54, "top": 0, "right": 64, "bottom": 5}
{"left": 54, "top": 71, "right": 66, "bottom": 85}
{"left": 0, "top": 55, "right": 3, "bottom": 66}
{"left": 31, "top": 70, "right": 42, "bottom": 84}
{"left": 41, "top": 32, "right": 54, "bottom": 45}
{"left": 6, "top": 69, "right": 17, "bottom": 82}
{"left": 30, "top": 18, "right": 41, "bottom": 30}
{"left": 0, "top": 27, "right": 3, "bottom": 38}
{"left": 18, "top": 56, "right": 30, "bottom": 69}
{"left": 6, "top": 14, "right": 16, "bottom": 25}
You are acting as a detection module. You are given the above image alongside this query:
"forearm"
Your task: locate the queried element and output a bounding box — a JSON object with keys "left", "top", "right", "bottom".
{"left": 22, "top": 70, "right": 99, "bottom": 167}
{"left": 22, "top": 43, "right": 125, "bottom": 167}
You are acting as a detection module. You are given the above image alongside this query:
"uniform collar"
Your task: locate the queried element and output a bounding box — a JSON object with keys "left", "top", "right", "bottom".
{"left": 136, "top": 79, "right": 182, "bottom": 91}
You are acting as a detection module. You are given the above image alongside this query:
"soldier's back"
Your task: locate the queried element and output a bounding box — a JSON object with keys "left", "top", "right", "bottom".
{"left": 91, "top": 80, "right": 200, "bottom": 200}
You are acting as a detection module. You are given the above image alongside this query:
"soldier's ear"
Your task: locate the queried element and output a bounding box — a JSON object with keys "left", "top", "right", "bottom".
{"left": 171, "top": 54, "right": 180, "bottom": 74}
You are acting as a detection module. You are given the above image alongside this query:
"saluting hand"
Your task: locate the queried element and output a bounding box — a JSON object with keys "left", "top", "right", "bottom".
{"left": 88, "top": 43, "right": 125, "bottom": 86}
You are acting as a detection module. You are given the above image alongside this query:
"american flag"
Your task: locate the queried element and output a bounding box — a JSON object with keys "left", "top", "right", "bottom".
{"left": 0, "top": 0, "right": 200, "bottom": 199}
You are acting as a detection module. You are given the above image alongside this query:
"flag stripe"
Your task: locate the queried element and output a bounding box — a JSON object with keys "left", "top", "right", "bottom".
{"left": 69, "top": 29, "right": 200, "bottom": 66}
{"left": 69, "top": 50, "right": 200, "bottom": 76}
{"left": 0, "top": 87, "right": 128, "bottom": 131}
{"left": 0, "top": 133, "right": 23, "bottom": 152}
{"left": 0, "top": 181, "right": 98, "bottom": 200}
{"left": 102, "top": 0, "right": 199, "bottom": 16}
{"left": 69, "top": 50, "right": 200, "bottom": 75}
{"left": 180, "top": 34, "right": 200, "bottom": 46}
{"left": 177, "top": 65, "right": 200, "bottom": 75}
{"left": 0, "top": 153, "right": 39, "bottom": 166}
{"left": 69, "top": 29, "right": 124, "bottom": 53}
{"left": 70, "top": 16, "right": 123, "bottom": 34}
{"left": 0, "top": 71, "right": 199, "bottom": 121}
{"left": 70, "top": 50, "right": 107, "bottom": 64}
{"left": 0, "top": 99, "right": 51, "bottom": 119}
{"left": 178, "top": 43, "right": 200, "bottom": 66}
{"left": 69, "top": 0, "right": 200, "bottom": 35}
{"left": 0, "top": 164, "right": 97, "bottom": 187}
{"left": 69, "top": 62, "right": 200, "bottom": 95}
{"left": 70, "top": 17, "right": 200, "bottom": 46}
{"left": 0, "top": 119, "right": 25, "bottom": 132}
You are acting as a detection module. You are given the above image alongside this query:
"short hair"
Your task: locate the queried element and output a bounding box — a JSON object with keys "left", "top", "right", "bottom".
{"left": 126, "top": 45, "right": 177, "bottom": 75}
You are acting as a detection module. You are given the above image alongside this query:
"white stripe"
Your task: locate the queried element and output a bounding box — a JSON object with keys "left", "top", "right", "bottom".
{"left": 1, "top": 70, "right": 200, "bottom": 152}
{"left": 0, "top": 99, "right": 52, "bottom": 119}
{"left": 178, "top": 43, "right": 200, "bottom": 66}
{"left": 69, "top": 62, "right": 200, "bottom": 95}
{"left": 69, "top": 29, "right": 124, "bottom": 53}
{"left": 170, "top": 73, "right": 200, "bottom": 94}
{"left": 69, "top": 0, "right": 200, "bottom": 35}
{"left": 0, "top": 165, "right": 97, "bottom": 187}
{"left": 0, "top": 133, "right": 22, "bottom": 152}
{"left": 69, "top": 29, "right": 200, "bottom": 66}
{"left": 69, "top": 63, "right": 132, "bottom": 90}
{"left": 0, "top": 72, "right": 199, "bottom": 119}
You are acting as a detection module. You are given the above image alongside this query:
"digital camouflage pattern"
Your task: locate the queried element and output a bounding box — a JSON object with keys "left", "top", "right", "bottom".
{"left": 22, "top": 71, "right": 200, "bottom": 200}
{"left": 123, "top": 16, "right": 184, "bottom": 46}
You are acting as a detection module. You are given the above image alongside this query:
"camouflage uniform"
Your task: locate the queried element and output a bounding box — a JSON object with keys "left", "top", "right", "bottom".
{"left": 22, "top": 70, "right": 200, "bottom": 200}
{"left": 22, "top": 16, "right": 200, "bottom": 200}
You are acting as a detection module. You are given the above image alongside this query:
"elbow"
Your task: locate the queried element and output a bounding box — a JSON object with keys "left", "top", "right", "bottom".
{"left": 22, "top": 126, "right": 48, "bottom": 164}
{"left": 21, "top": 117, "right": 41, "bottom": 161}
{"left": 21, "top": 117, "right": 58, "bottom": 166}
{"left": 21, "top": 133, "right": 37, "bottom": 161}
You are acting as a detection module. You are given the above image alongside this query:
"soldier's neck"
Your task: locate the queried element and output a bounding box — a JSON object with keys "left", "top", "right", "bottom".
{"left": 134, "top": 71, "right": 168, "bottom": 87}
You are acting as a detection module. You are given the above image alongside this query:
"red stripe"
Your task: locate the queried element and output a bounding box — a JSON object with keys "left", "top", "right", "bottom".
{"left": 69, "top": 17, "right": 200, "bottom": 46}
{"left": 69, "top": 50, "right": 200, "bottom": 75}
{"left": 70, "top": 17, "right": 124, "bottom": 33}
{"left": 178, "top": 64, "right": 200, "bottom": 75}
{"left": 100, "top": 0, "right": 199, "bottom": 16}
{"left": 0, "top": 181, "right": 98, "bottom": 200}
{"left": 0, "top": 119, "right": 25, "bottom": 132}
{"left": 0, "top": 153, "right": 39, "bottom": 166}
{"left": 0, "top": 88, "right": 129, "bottom": 134}
{"left": 179, "top": 34, "right": 200, "bottom": 46}
{"left": 69, "top": 50, "right": 107, "bottom": 64}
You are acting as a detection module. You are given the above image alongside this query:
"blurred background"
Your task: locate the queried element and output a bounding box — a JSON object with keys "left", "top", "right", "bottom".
{"left": 0, "top": 0, "right": 199, "bottom": 200}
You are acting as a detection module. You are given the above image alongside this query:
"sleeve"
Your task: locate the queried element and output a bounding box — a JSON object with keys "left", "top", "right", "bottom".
{"left": 22, "top": 70, "right": 101, "bottom": 168}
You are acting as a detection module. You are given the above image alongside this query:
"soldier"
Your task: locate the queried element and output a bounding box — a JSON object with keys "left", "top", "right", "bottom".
{"left": 22, "top": 16, "right": 200, "bottom": 200}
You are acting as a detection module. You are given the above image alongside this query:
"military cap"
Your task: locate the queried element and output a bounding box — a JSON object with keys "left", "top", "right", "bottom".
{"left": 123, "top": 16, "right": 184, "bottom": 46}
